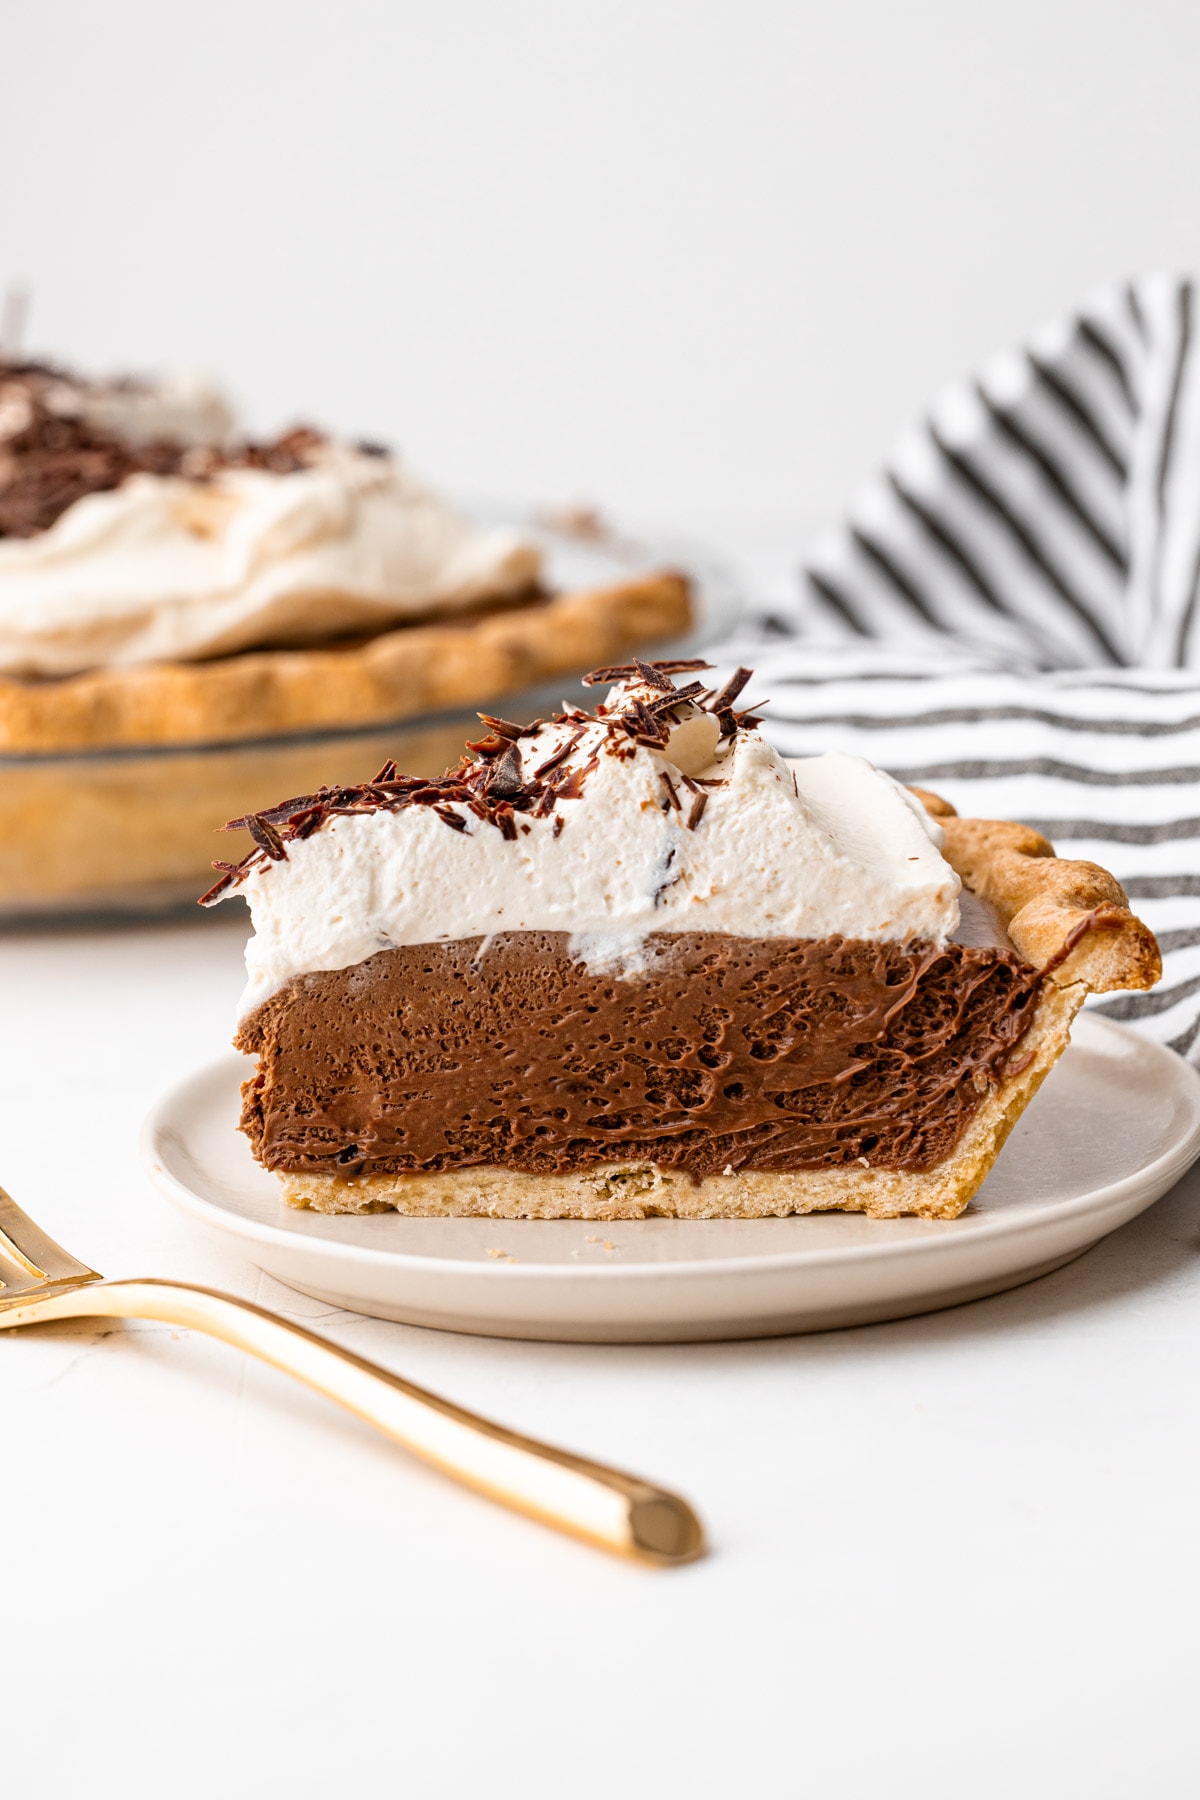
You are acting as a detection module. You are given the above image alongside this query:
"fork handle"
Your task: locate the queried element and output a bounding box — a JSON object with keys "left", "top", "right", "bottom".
{"left": 12, "top": 1278, "right": 704, "bottom": 1565}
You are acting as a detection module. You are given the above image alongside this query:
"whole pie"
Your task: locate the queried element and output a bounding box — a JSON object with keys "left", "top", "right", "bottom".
{"left": 211, "top": 660, "right": 1161, "bottom": 1221}
{"left": 0, "top": 356, "right": 692, "bottom": 910}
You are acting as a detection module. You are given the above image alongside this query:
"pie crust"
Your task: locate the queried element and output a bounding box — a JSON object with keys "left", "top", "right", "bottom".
{"left": 908, "top": 787, "right": 1161, "bottom": 993}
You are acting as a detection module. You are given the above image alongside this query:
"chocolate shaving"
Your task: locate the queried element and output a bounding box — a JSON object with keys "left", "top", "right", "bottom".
{"left": 373, "top": 776, "right": 425, "bottom": 794}
{"left": 631, "top": 657, "right": 675, "bottom": 693}
{"left": 659, "top": 771, "right": 682, "bottom": 812}
{"left": 686, "top": 791, "right": 708, "bottom": 831}
{"left": 705, "top": 667, "right": 753, "bottom": 714}
{"left": 476, "top": 714, "right": 525, "bottom": 741}
{"left": 247, "top": 814, "right": 287, "bottom": 860}
{"left": 532, "top": 740, "right": 573, "bottom": 778}
{"left": 646, "top": 681, "right": 706, "bottom": 714}
{"left": 553, "top": 753, "right": 600, "bottom": 800}
{"left": 582, "top": 657, "right": 711, "bottom": 686}
{"left": 434, "top": 806, "right": 469, "bottom": 833}
{"left": 630, "top": 698, "right": 668, "bottom": 746}
{"left": 486, "top": 742, "right": 524, "bottom": 796}
{"left": 223, "top": 788, "right": 337, "bottom": 831}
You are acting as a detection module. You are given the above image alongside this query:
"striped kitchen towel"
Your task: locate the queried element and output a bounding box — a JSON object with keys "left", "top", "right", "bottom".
{"left": 708, "top": 274, "right": 1200, "bottom": 1059}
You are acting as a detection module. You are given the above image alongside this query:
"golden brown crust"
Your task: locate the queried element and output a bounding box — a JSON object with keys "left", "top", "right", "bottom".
{"left": 911, "top": 788, "right": 1161, "bottom": 994}
{"left": 0, "top": 571, "right": 693, "bottom": 754}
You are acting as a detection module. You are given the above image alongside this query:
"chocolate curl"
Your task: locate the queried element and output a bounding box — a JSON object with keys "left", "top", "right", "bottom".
{"left": 222, "top": 788, "right": 328, "bottom": 831}
{"left": 476, "top": 713, "right": 525, "bottom": 740}
{"left": 646, "top": 680, "right": 707, "bottom": 714}
{"left": 288, "top": 807, "right": 328, "bottom": 840}
{"left": 705, "top": 667, "right": 753, "bottom": 714}
{"left": 553, "top": 753, "right": 600, "bottom": 800}
{"left": 581, "top": 657, "right": 712, "bottom": 686}
{"left": 630, "top": 698, "right": 669, "bottom": 747}
{"left": 734, "top": 699, "right": 770, "bottom": 731}
{"left": 198, "top": 849, "right": 259, "bottom": 907}
{"left": 198, "top": 872, "right": 235, "bottom": 907}
{"left": 486, "top": 741, "right": 525, "bottom": 797}
{"left": 532, "top": 740, "right": 573, "bottom": 779}
{"left": 630, "top": 657, "right": 675, "bottom": 692}
{"left": 246, "top": 814, "right": 287, "bottom": 860}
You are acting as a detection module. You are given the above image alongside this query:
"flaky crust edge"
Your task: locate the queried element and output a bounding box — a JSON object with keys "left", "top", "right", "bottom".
{"left": 908, "top": 787, "right": 1162, "bottom": 994}
{"left": 0, "top": 572, "right": 693, "bottom": 754}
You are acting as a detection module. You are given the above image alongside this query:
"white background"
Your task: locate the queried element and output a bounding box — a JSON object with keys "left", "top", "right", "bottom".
{"left": 7, "top": 8, "right": 1200, "bottom": 1796}
{"left": 7, "top": 0, "right": 1200, "bottom": 539}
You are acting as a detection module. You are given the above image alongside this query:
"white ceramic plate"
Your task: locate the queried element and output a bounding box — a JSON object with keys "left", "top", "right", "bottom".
{"left": 142, "top": 1015, "right": 1200, "bottom": 1343}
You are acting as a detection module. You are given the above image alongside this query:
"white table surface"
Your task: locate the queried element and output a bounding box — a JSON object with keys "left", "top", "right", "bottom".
{"left": 5, "top": 910, "right": 1200, "bottom": 1799}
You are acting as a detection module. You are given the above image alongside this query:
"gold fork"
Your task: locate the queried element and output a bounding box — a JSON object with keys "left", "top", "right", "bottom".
{"left": 0, "top": 1184, "right": 704, "bottom": 1565}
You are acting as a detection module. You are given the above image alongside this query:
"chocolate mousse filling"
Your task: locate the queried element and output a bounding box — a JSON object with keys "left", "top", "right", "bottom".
{"left": 237, "top": 929, "right": 1044, "bottom": 1182}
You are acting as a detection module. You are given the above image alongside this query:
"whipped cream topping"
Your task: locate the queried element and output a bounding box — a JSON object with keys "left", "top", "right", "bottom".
{"left": 0, "top": 442, "right": 542, "bottom": 676}
{"left": 224, "top": 666, "right": 961, "bottom": 1018}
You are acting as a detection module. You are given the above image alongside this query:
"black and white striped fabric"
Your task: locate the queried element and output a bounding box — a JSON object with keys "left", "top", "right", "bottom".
{"left": 706, "top": 275, "right": 1200, "bottom": 1061}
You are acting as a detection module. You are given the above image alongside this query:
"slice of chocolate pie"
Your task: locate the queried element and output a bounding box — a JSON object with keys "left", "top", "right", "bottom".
{"left": 209, "top": 661, "right": 1161, "bottom": 1221}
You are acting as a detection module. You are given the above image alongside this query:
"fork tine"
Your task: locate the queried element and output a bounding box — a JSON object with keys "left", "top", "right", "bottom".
{"left": 0, "top": 1185, "right": 100, "bottom": 1291}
